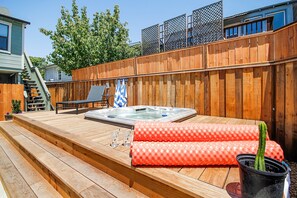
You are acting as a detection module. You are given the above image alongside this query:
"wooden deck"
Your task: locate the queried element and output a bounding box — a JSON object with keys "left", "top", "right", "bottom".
{"left": 6, "top": 109, "right": 262, "bottom": 197}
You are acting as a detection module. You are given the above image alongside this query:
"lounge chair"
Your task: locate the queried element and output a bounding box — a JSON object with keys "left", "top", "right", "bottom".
{"left": 56, "top": 85, "right": 109, "bottom": 114}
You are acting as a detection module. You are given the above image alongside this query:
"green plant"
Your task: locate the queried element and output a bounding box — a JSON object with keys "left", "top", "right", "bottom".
{"left": 40, "top": 0, "right": 138, "bottom": 75}
{"left": 12, "top": 100, "right": 22, "bottom": 114}
{"left": 254, "top": 122, "right": 267, "bottom": 171}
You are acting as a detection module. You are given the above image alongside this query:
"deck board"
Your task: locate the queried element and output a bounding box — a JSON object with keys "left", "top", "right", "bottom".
{"left": 18, "top": 110, "right": 258, "bottom": 194}
{"left": 1, "top": 122, "right": 146, "bottom": 198}
{"left": 0, "top": 133, "right": 61, "bottom": 198}
{"left": 0, "top": 145, "right": 37, "bottom": 198}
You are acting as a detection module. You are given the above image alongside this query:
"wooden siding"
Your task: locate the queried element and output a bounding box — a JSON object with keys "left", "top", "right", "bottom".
{"left": 0, "top": 84, "right": 24, "bottom": 121}
{"left": 0, "top": 53, "right": 23, "bottom": 72}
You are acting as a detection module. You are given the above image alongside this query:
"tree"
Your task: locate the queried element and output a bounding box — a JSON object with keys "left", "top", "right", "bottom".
{"left": 29, "top": 56, "right": 48, "bottom": 78}
{"left": 40, "top": 0, "right": 138, "bottom": 75}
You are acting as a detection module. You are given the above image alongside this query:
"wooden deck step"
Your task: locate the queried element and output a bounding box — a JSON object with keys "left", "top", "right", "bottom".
{"left": 13, "top": 114, "right": 230, "bottom": 198}
{"left": 0, "top": 122, "right": 146, "bottom": 198}
{"left": 0, "top": 133, "right": 61, "bottom": 198}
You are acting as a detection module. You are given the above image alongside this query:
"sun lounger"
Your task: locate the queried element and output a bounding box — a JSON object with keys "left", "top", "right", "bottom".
{"left": 55, "top": 85, "right": 108, "bottom": 114}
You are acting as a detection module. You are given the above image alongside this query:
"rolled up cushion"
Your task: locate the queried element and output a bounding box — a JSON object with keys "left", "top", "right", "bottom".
{"left": 134, "top": 122, "right": 269, "bottom": 142}
{"left": 131, "top": 141, "right": 283, "bottom": 166}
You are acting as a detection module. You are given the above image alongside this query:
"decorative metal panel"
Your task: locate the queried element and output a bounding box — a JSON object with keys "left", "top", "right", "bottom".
{"left": 141, "top": 24, "right": 160, "bottom": 55}
{"left": 192, "top": 1, "right": 223, "bottom": 45}
{"left": 164, "top": 14, "right": 187, "bottom": 51}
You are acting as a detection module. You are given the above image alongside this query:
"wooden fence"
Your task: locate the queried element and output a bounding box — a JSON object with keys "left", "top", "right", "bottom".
{"left": 47, "top": 22, "right": 297, "bottom": 160}
{"left": 0, "top": 84, "right": 24, "bottom": 121}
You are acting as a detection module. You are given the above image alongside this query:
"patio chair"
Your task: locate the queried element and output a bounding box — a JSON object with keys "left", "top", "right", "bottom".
{"left": 56, "top": 85, "right": 109, "bottom": 114}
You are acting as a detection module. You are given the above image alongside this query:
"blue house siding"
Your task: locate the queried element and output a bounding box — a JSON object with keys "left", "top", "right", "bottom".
{"left": 242, "top": 4, "right": 294, "bottom": 30}
{"left": 45, "top": 65, "right": 72, "bottom": 82}
{"left": 0, "top": 16, "right": 23, "bottom": 56}
{"left": 224, "top": 1, "right": 297, "bottom": 39}
{"left": 11, "top": 22, "right": 23, "bottom": 55}
{"left": 0, "top": 11, "right": 29, "bottom": 84}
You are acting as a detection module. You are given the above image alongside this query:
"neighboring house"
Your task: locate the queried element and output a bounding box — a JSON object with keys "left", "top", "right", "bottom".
{"left": 224, "top": 0, "right": 297, "bottom": 38}
{"left": 44, "top": 64, "right": 72, "bottom": 82}
{"left": 0, "top": 7, "right": 30, "bottom": 84}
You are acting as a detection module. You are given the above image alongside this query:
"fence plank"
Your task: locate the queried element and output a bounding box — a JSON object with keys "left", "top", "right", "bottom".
{"left": 285, "top": 62, "right": 294, "bottom": 158}
{"left": 226, "top": 70, "right": 236, "bottom": 117}
{"left": 0, "top": 84, "right": 24, "bottom": 121}
{"left": 253, "top": 67, "right": 262, "bottom": 120}
{"left": 261, "top": 66, "right": 273, "bottom": 136}
{"left": 275, "top": 64, "right": 285, "bottom": 149}
{"left": 243, "top": 68, "right": 254, "bottom": 119}
{"left": 210, "top": 71, "right": 220, "bottom": 116}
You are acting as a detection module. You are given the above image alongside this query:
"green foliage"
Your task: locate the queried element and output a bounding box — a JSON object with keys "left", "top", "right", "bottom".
{"left": 129, "top": 42, "right": 142, "bottom": 57}
{"left": 254, "top": 122, "right": 267, "bottom": 171}
{"left": 29, "top": 56, "right": 48, "bottom": 78}
{"left": 40, "top": 0, "right": 139, "bottom": 75}
{"left": 12, "top": 100, "right": 22, "bottom": 114}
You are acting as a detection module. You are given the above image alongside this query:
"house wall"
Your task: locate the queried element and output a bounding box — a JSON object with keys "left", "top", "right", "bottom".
{"left": 0, "top": 16, "right": 24, "bottom": 74}
{"left": 224, "top": 4, "right": 294, "bottom": 29}
{"left": 61, "top": 71, "right": 72, "bottom": 82}
{"left": 45, "top": 66, "right": 72, "bottom": 82}
{"left": 293, "top": 2, "right": 297, "bottom": 21}
{"left": 45, "top": 67, "right": 56, "bottom": 81}
{"left": 0, "top": 53, "right": 23, "bottom": 72}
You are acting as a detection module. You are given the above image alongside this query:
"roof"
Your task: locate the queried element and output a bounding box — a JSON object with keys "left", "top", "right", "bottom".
{"left": 0, "top": 13, "right": 30, "bottom": 25}
{"left": 225, "top": 0, "right": 297, "bottom": 20}
{"left": 45, "top": 64, "right": 58, "bottom": 69}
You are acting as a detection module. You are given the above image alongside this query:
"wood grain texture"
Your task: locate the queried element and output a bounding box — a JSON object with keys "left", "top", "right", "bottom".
{"left": 0, "top": 84, "right": 24, "bottom": 121}
{"left": 71, "top": 22, "right": 297, "bottom": 80}
{"left": 11, "top": 113, "right": 239, "bottom": 197}
{"left": 0, "top": 145, "right": 37, "bottom": 198}
{"left": 49, "top": 22, "right": 297, "bottom": 159}
{"left": 0, "top": 134, "right": 62, "bottom": 198}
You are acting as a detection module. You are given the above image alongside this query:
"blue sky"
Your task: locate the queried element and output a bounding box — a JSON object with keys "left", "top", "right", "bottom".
{"left": 1, "top": 0, "right": 288, "bottom": 57}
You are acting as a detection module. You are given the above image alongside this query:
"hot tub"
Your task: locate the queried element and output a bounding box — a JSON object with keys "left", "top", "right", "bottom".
{"left": 84, "top": 106, "right": 197, "bottom": 126}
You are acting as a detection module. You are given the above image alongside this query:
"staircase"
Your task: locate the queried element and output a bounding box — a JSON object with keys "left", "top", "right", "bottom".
{"left": 0, "top": 119, "right": 146, "bottom": 198}
{"left": 22, "top": 53, "right": 52, "bottom": 111}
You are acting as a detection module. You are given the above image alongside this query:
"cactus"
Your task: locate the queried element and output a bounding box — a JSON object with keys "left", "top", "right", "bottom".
{"left": 254, "top": 122, "right": 267, "bottom": 171}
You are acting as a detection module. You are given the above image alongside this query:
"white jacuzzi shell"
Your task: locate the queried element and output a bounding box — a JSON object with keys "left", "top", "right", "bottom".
{"left": 84, "top": 106, "right": 197, "bottom": 126}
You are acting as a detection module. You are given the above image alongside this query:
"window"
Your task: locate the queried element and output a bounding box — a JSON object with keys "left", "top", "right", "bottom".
{"left": 266, "top": 11, "right": 285, "bottom": 30}
{"left": 247, "top": 23, "right": 252, "bottom": 35}
{"left": 58, "top": 70, "right": 62, "bottom": 80}
{"left": 262, "top": 20, "right": 267, "bottom": 32}
{"left": 252, "top": 22, "right": 257, "bottom": 34}
{"left": 257, "top": 21, "right": 262, "bottom": 33}
{"left": 225, "top": 29, "right": 229, "bottom": 38}
{"left": 225, "top": 27, "right": 239, "bottom": 38}
{"left": 0, "top": 21, "right": 11, "bottom": 52}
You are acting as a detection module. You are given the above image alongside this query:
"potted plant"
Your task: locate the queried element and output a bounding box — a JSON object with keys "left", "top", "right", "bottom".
{"left": 236, "top": 123, "right": 289, "bottom": 198}
{"left": 4, "top": 112, "right": 13, "bottom": 121}
{"left": 12, "top": 99, "right": 22, "bottom": 114}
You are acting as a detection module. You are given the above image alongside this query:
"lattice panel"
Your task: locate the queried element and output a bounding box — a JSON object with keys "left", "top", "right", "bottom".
{"left": 164, "top": 14, "right": 187, "bottom": 51}
{"left": 141, "top": 24, "right": 160, "bottom": 55}
{"left": 192, "top": 1, "right": 223, "bottom": 45}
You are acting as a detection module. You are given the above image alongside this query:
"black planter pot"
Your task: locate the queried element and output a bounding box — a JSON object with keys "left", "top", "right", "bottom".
{"left": 4, "top": 114, "right": 13, "bottom": 121}
{"left": 236, "top": 154, "right": 289, "bottom": 198}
